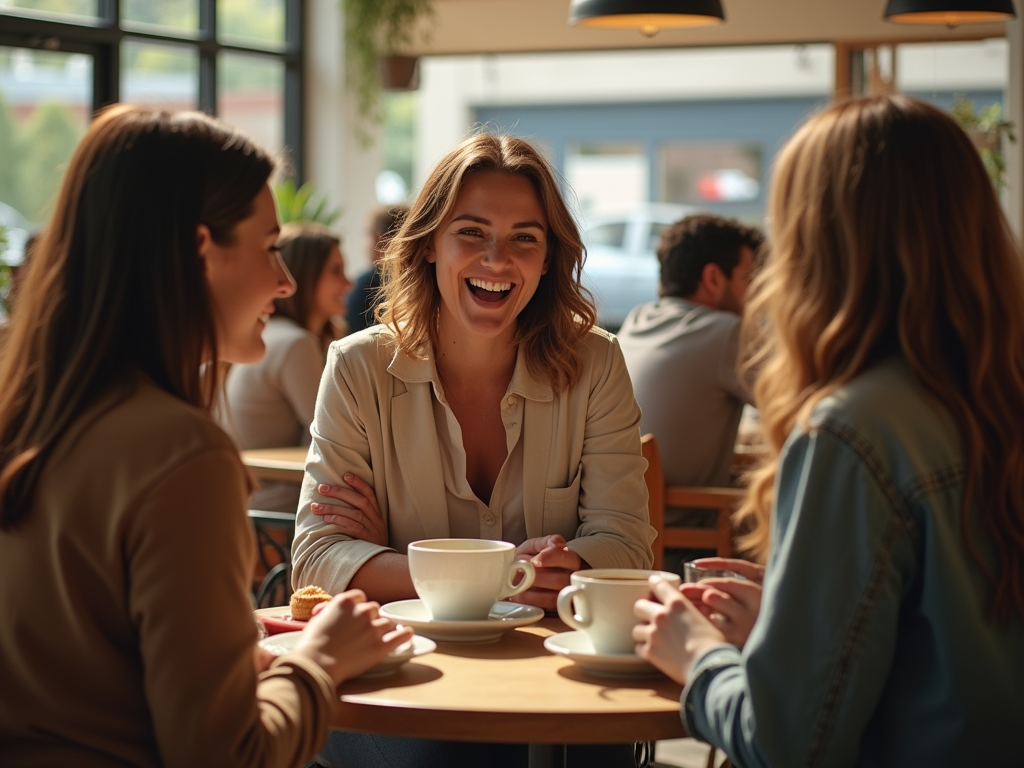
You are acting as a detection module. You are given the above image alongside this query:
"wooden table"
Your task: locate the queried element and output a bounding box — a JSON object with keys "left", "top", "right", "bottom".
{"left": 241, "top": 446, "right": 307, "bottom": 483}
{"left": 333, "top": 617, "right": 686, "bottom": 768}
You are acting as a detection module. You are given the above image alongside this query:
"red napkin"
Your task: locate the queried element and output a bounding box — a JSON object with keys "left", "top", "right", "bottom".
{"left": 258, "top": 613, "right": 308, "bottom": 636}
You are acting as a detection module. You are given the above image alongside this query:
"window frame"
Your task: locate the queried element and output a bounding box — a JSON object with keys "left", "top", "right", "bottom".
{"left": 0, "top": 0, "right": 305, "bottom": 178}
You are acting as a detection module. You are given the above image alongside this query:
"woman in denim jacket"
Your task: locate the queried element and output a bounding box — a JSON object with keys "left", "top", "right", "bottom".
{"left": 633, "top": 95, "right": 1024, "bottom": 767}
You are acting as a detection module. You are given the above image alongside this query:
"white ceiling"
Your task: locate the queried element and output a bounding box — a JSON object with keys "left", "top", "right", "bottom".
{"left": 404, "top": 0, "right": 1007, "bottom": 56}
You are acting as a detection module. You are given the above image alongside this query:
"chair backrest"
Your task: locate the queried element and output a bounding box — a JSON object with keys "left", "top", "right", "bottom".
{"left": 641, "top": 433, "right": 744, "bottom": 571}
{"left": 248, "top": 509, "right": 296, "bottom": 608}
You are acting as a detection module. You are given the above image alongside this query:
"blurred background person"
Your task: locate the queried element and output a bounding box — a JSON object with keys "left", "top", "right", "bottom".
{"left": 220, "top": 222, "right": 351, "bottom": 512}
{"left": 345, "top": 205, "right": 408, "bottom": 334}
{"left": 618, "top": 214, "right": 762, "bottom": 572}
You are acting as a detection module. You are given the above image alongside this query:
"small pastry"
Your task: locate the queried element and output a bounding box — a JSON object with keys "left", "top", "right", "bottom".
{"left": 289, "top": 585, "right": 332, "bottom": 621}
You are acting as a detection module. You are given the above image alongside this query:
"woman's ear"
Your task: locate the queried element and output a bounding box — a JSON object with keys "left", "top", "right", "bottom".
{"left": 196, "top": 224, "right": 213, "bottom": 268}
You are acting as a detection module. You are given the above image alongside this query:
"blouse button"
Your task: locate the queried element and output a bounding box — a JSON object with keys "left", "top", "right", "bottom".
{"left": 506, "top": 395, "right": 516, "bottom": 405}
{"left": 483, "top": 514, "right": 496, "bottom": 526}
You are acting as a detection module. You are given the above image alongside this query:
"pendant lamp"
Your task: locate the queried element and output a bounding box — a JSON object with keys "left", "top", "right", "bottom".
{"left": 568, "top": 0, "right": 725, "bottom": 37}
{"left": 883, "top": 0, "right": 1016, "bottom": 25}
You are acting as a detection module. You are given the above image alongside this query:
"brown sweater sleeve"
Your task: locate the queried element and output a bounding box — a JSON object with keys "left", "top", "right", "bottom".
{"left": 125, "top": 447, "right": 334, "bottom": 767}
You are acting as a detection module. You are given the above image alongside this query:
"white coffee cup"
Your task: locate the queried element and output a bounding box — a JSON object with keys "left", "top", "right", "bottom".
{"left": 557, "top": 568, "right": 682, "bottom": 655}
{"left": 407, "top": 538, "right": 536, "bottom": 621}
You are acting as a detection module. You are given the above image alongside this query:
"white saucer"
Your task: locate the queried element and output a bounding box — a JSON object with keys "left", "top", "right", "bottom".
{"left": 543, "top": 631, "right": 662, "bottom": 678}
{"left": 379, "top": 599, "right": 544, "bottom": 643}
{"left": 259, "top": 631, "right": 437, "bottom": 678}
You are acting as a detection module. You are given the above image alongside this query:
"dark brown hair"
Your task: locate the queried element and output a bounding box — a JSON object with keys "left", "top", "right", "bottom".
{"left": 0, "top": 104, "right": 275, "bottom": 529}
{"left": 272, "top": 221, "right": 342, "bottom": 349}
{"left": 658, "top": 213, "right": 764, "bottom": 299}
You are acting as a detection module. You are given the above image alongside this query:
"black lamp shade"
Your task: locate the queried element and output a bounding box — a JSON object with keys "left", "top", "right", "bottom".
{"left": 569, "top": 0, "right": 726, "bottom": 30}
{"left": 884, "top": 0, "right": 1016, "bottom": 23}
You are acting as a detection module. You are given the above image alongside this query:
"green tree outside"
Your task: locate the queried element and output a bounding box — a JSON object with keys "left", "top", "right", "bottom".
{"left": 18, "top": 102, "right": 82, "bottom": 222}
{"left": 0, "top": 92, "right": 22, "bottom": 214}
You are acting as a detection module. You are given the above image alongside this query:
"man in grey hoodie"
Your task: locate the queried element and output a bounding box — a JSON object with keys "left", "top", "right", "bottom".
{"left": 618, "top": 214, "right": 762, "bottom": 567}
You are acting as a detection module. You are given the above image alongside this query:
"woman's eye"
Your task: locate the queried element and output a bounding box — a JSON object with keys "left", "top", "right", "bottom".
{"left": 457, "top": 227, "right": 482, "bottom": 236}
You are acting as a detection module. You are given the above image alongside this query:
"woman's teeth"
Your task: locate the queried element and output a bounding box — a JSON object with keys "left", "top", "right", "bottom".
{"left": 468, "top": 277, "right": 512, "bottom": 292}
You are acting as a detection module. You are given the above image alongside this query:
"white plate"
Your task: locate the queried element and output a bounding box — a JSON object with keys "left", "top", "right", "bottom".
{"left": 379, "top": 599, "right": 544, "bottom": 643}
{"left": 259, "top": 631, "right": 436, "bottom": 678}
{"left": 543, "top": 631, "right": 662, "bottom": 678}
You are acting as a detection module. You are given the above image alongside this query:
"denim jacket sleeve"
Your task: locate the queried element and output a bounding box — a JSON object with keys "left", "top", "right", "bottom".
{"left": 683, "top": 423, "right": 918, "bottom": 768}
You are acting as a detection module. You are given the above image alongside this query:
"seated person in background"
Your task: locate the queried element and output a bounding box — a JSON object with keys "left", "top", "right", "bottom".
{"left": 344, "top": 204, "right": 408, "bottom": 334}
{"left": 0, "top": 105, "right": 409, "bottom": 767}
{"left": 293, "top": 130, "right": 653, "bottom": 768}
{"left": 634, "top": 95, "right": 1024, "bottom": 767}
{"left": 220, "top": 221, "right": 351, "bottom": 511}
{"left": 617, "top": 214, "right": 763, "bottom": 568}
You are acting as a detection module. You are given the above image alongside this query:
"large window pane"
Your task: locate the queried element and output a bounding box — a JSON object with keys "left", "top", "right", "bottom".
{"left": 0, "top": 0, "right": 96, "bottom": 22}
{"left": 219, "top": 52, "right": 283, "bottom": 153}
{"left": 565, "top": 141, "right": 647, "bottom": 215}
{"left": 0, "top": 46, "right": 90, "bottom": 234}
{"left": 121, "top": 40, "right": 198, "bottom": 111}
{"left": 658, "top": 142, "right": 762, "bottom": 207}
{"left": 219, "top": 0, "right": 285, "bottom": 49}
{"left": 122, "top": 0, "right": 198, "bottom": 36}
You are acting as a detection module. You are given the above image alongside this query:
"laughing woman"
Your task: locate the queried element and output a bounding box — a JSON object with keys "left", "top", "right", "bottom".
{"left": 291, "top": 133, "right": 654, "bottom": 610}
{"left": 291, "top": 133, "right": 655, "bottom": 767}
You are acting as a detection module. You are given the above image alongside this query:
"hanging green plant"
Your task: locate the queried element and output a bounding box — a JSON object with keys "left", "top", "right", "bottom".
{"left": 343, "top": 0, "right": 433, "bottom": 142}
{"left": 950, "top": 95, "right": 1016, "bottom": 190}
{"left": 273, "top": 179, "right": 342, "bottom": 226}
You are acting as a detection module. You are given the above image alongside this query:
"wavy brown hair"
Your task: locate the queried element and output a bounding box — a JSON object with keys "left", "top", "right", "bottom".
{"left": 736, "top": 95, "right": 1024, "bottom": 623}
{"left": 0, "top": 105, "right": 274, "bottom": 530}
{"left": 377, "top": 133, "right": 597, "bottom": 392}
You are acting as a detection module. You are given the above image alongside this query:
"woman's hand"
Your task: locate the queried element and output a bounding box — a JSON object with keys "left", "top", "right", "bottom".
{"left": 310, "top": 474, "right": 387, "bottom": 546}
{"left": 293, "top": 589, "right": 413, "bottom": 687}
{"left": 511, "top": 534, "right": 584, "bottom": 611}
{"left": 680, "top": 558, "right": 763, "bottom": 648}
{"left": 680, "top": 578, "right": 762, "bottom": 649}
{"left": 254, "top": 644, "right": 276, "bottom": 675}
{"left": 633, "top": 576, "right": 726, "bottom": 685}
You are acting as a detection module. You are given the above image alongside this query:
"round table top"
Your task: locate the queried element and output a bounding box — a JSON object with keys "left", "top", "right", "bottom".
{"left": 333, "top": 617, "right": 687, "bottom": 745}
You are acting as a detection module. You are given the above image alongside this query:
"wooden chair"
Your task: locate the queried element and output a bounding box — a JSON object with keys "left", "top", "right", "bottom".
{"left": 641, "top": 433, "right": 745, "bottom": 571}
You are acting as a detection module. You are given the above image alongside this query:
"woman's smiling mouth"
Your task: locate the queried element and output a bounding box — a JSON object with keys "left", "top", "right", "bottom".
{"left": 467, "top": 277, "right": 513, "bottom": 303}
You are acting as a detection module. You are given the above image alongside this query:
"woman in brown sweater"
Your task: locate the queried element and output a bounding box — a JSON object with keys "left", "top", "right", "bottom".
{"left": 0, "top": 105, "right": 411, "bottom": 767}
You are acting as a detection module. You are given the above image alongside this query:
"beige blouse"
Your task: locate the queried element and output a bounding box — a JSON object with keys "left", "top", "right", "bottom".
{"left": 291, "top": 324, "right": 655, "bottom": 594}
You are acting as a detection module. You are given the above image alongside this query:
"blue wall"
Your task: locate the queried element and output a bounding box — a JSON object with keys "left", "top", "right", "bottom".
{"left": 475, "top": 89, "right": 1004, "bottom": 221}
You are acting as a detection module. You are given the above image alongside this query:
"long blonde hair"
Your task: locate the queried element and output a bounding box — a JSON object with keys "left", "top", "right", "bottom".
{"left": 377, "top": 133, "right": 597, "bottom": 392}
{"left": 738, "top": 95, "right": 1024, "bottom": 622}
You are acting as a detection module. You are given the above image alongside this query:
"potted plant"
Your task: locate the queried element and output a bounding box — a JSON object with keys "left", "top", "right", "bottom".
{"left": 950, "top": 95, "right": 1016, "bottom": 190}
{"left": 273, "top": 179, "right": 342, "bottom": 226}
{"left": 344, "top": 0, "right": 433, "bottom": 142}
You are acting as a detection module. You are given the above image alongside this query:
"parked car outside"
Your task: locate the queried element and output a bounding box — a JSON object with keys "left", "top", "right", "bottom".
{"left": 579, "top": 203, "right": 699, "bottom": 331}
